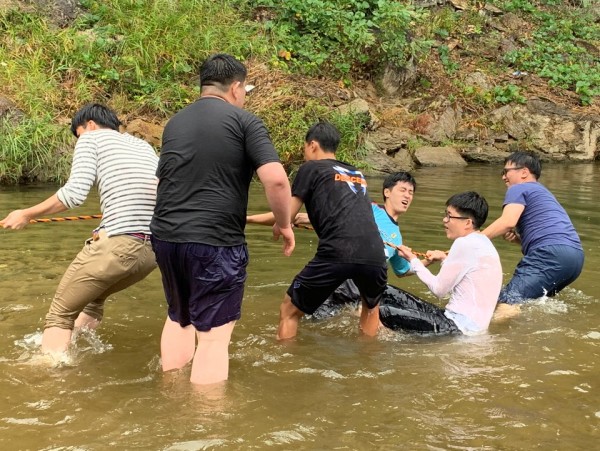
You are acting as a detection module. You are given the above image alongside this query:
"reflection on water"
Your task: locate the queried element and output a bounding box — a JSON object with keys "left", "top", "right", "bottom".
{"left": 1, "top": 164, "right": 599, "bottom": 449}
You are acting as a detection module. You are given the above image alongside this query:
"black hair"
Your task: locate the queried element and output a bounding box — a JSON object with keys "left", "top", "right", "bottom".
{"left": 70, "top": 103, "right": 121, "bottom": 137}
{"left": 382, "top": 172, "right": 416, "bottom": 202}
{"left": 446, "top": 191, "right": 489, "bottom": 230}
{"left": 504, "top": 151, "right": 542, "bottom": 179}
{"left": 305, "top": 121, "right": 341, "bottom": 153}
{"left": 200, "top": 53, "right": 247, "bottom": 91}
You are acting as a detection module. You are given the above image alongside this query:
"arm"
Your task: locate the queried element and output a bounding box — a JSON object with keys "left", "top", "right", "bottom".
{"left": 247, "top": 211, "right": 310, "bottom": 227}
{"left": 256, "top": 161, "right": 295, "bottom": 256}
{"left": 482, "top": 203, "right": 525, "bottom": 240}
{"left": 396, "top": 257, "right": 438, "bottom": 278}
{"left": 246, "top": 212, "right": 276, "bottom": 226}
{"left": 293, "top": 212, "right": 310, "bottom": 226}
{"left": 1, "top": 194, "right": 68, "bottom": 230}
{"left": 390, "top": 245, "right": 436, "bottom": 278}
{"left": 397, "top": 245, "right": 462, "bottom": 299}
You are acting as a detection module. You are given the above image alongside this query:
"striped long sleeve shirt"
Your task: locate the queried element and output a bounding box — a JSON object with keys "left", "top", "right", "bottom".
{"left": 56, "top": 129, "right": 159, "bottom": 236}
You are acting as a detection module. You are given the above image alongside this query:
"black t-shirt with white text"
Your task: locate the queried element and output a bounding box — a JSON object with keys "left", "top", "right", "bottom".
{"left": 292, "top": 159, "right": 385, "bottom": 266}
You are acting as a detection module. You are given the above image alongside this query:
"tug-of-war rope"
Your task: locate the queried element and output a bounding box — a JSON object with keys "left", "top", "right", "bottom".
{"left": 293, "top": 223, "right": 442, "bottom": 259}
{"left": 7, "top": 216, "right": 445, "bottom": 258}
{"left": 27, "top": 214, "right": 103, "bottom": 224}
{"left": 0, "top": 214, "right": 103, "bottom": 226}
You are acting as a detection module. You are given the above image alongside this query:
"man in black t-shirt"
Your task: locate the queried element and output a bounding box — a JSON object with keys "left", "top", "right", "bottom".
{"left": 248, "top": 122, "right": 387, "bottom": 339}
{"left": 151, "top": 54, "right": 294, "bottom": 385}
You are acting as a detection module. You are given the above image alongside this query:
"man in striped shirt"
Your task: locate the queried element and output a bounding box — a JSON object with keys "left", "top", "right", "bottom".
{"left": 1, "top": 103, "right": 159, "bottom": 356}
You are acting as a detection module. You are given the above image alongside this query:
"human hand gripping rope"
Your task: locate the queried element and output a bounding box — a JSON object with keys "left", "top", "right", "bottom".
{"left": 378, "top": 228, "right": 448, "bottom": 260}
{"left": 291, "top": 222, "right": 445, "bottom": 259}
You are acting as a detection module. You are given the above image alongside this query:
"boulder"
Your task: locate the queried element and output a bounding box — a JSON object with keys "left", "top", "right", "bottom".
{"left": 336, "top": 98, "right": 380, "bottom": 130}
{"left": 424, "top": 106, "right": 463, "bottom": 142}
{"left": 366, "top": 127, "right": 413, "bottom": 153}
{"left": 461, "top": 146, "right": 511, "bottom": 163}
{"left": 125, "top": 119, "right": 163, "bottom": 148}
{"left": 413, "top": 146, "right": 468, "bottom": 167}
{"left": 464, "top": 71, "right": 492, "bottom": 92}
{"left": 362, "top": 137, "right": 415, "bottom": 175}
{"left": 380, "top": 60, "right": 418, "bottom": 97}
{"left": 489, "top": 100, "right": 600, "bottom": 161}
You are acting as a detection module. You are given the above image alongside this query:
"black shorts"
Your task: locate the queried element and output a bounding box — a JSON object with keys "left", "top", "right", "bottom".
{"left": 287, "top": 259, "right": 387, "bottom": 315}
{"left": 152, "top": 237, "right": 248, "bottom": 331}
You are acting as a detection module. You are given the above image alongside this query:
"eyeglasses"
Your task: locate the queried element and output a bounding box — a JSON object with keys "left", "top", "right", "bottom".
{"left": 501, "top": 166, "right": 524, "bottom": 176}
{"left": 444, "top": 211, "right": 470, "bottom": 221}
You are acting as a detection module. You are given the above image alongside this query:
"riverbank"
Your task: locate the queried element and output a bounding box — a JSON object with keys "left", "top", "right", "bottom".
{"left": 1, "top": 0, "right": 599, "bottom": 183}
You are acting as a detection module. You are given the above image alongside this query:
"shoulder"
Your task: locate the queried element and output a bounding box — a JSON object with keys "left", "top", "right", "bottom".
{"left": 371, "top": 203, "right": 391, "bottom": 222}
{"left": 296, "top": 160, "right": 320, "bottom": 176}
{"left": 371, "top": 203, "right": 384, "bottom": 213}
{"left": 74, "top": 131, "right": 102, "bottom": 151}
{"left": 332, "top": 160, "right": 359, "bottom": 171}
{"left": 451, "top": 234, "right": 478, "bottom": 253}
{"left": 507, "top": 181, "right": 543, "bottom": 194}
{"left": 122, "top": 132, "right": 154, "bottom": 147}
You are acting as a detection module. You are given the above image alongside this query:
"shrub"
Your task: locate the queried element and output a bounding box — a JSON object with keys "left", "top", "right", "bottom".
{"left": 238, "top": 0, "right": 431, "bottom": 77}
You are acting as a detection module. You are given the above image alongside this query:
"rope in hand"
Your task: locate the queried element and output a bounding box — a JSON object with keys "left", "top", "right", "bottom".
{"left": 293, "top": 223, "right": 314, "bottom": 231}
{"left": 27, "top": 214, "right": 103, "bottom": 224}
{"left": 384, "top": 240, "right": 429, "bottom": 259}
{"left": 378, "top": 228, "right": 447, "bottom": 259}
{"left": 293, "top": 223, "right": 441, "bottom": 258}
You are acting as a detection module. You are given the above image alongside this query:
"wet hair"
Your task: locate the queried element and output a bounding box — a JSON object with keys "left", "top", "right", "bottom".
{"left": 382, "top": 172, "right": 416, "bottom": 202}
{"left": 305, "top": 121, "right": 341, "bottom": 153}
{"left": 505, "top": 151, "right": 542, "bottom": 179}
{"left": 446, "top": 191, "right": 489, "bottom": 229}
{"left": 200, "top": 53, "right": 247, "bottom": 91}
{"left": 70, "top": 103, "right": 121, "bottom": 137}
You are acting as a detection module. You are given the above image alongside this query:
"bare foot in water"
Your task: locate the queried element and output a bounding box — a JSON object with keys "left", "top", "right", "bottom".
{"left": 492, "top": 303, "right": 521, "bottom": 321}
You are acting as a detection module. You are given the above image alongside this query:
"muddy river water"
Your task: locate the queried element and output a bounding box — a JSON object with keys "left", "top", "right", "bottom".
{"left": 0, "top": 164, "right": 598, "bottom": 449}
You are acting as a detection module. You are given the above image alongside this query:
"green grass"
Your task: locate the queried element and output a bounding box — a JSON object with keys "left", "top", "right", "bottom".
{"left": 494, "top": 0, "right": 600, "bottom": 105}
{"left": 0, "top": 0, "right": 598, "bottom": 184}
{"left": 0, "top": 116, "right": 73, "bottom": 184}
{"left": 0, "top": 0, "right": 272, "bottom": 184}
{"left": 0, "top": 0, "right": 269, "bottom": 117}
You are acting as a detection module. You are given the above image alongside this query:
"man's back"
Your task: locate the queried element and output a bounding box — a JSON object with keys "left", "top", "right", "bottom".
{"left": 292, "top": 159, "right": 385, "bottom": 266}
{"left": 504, "top": 182, "right": 582, "bottom": 254}
{"left": 57, "top": 128, "right": 158, "bottom": 236}
{"left": 152, "top": 98, "right": 280, "bottom": 245}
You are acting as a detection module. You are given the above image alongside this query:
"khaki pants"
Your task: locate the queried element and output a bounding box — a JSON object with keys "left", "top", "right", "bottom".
{"left": 45, "top": 230, "right": 156, "bottom": 330}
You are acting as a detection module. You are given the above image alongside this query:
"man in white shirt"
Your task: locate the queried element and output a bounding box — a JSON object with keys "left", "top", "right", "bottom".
{"left": 395, "top": 191, "right": 502, "bottom": 335}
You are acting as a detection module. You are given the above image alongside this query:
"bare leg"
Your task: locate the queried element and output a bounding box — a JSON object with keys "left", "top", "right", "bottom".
{"left": 190, "top": 321, "right": 236, "bottom": 385}
{"left": 41, "top": 327, "right": 72, "bottom": 354}
{"left": 277, "top": 295, "right": 304, "bottom": 340}
{"left": 492, "top": 303, "right": 522, "bottom": 321}
{"left": 359, "top": 299, "right": 380, "bottom": 337}
{"left": 161, "top": 317, "right": 196, "bottom": 371}
{"left": 74, "top": 312, "right": 101, "bottom": 330}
